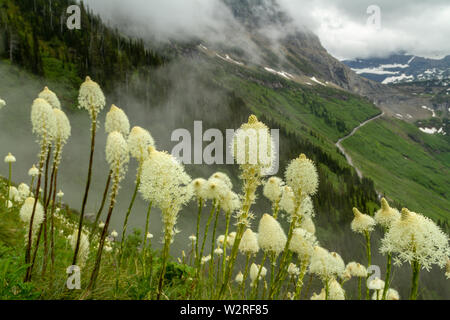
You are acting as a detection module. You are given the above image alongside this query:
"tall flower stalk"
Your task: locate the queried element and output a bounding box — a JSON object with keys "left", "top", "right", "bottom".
{"left": 4, "top": 153, "right": 15, "bottom": 206}
{"left": 24, "top": 98, "right": 56, "bottom": 282}
{"left": 138, "top": 147, "right": 192, "bottom": 300}
{"left": 83, "top": 131, "right": 129, "bottom": 296}
{"left": 73, "top": 77, "right": 105, "bottom": 266}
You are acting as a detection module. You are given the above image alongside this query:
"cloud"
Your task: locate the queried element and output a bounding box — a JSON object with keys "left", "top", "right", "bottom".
{"left": 81, "top": 0, "right": 450, "bottom": 60}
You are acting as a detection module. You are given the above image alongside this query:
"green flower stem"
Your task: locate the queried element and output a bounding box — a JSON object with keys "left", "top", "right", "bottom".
{"left": 294, "top": 260, "right": 308, "bottom": 300}
{"left": 240, "top": 253, "right": 252, "bottom": 299}
{"left": 222, "top": 211, "right": 232, "bottom": 281}
{"left": 6, "top": 162, "right": 12, "bottom": 206}
{"left": 382, "top": 253, "right": 392, "bottom": 300}
{"left": 195, "top": 198, "right": 204, "bottom": 260}
{"left": 410, "top": 260, "right": 421, "bottom": 300}
{"left": 251, "top": 253, "right": 268, "bottom": 299}
{"left": 208, "top": 206, "right": 220, "bottom": 285}
{"left": 198, "top": 201, "right": 216, "bottom": 269}
{"left": 364, "top": 230, "right": 372, "bottom": 300}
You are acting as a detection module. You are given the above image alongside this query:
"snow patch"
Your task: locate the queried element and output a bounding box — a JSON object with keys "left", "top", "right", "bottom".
{"left": 407, "top": 56, "right": 416, "bottom": 64}
{"left": 264, "top": 67, "right": 294, "bottom": 80}
{"left": 310, "top": 77, "right": 326, "bottom": 86}
{"left": 421, "top": 106, "right": 436, "bottom": 118}
{"left": 216, "top": 53, "right": 244, "bottom": 66}
{"left": 419, "top": 127, "right": 438, "bottom": 134}
{"left": 382, "top": 74, "right": 414, "bottom": 84}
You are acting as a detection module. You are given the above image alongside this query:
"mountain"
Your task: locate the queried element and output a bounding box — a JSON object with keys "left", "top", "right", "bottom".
{"left": 343, "top": 54, "right": 450, "bottom": 85}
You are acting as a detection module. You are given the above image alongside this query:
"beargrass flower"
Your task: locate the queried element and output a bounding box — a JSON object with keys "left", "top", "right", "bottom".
{"left": 368, "top": 277, "right": 385, "bottom": 290}
{"left": 239, "top": 228, "right": 259, "bottom": 255}
{"left": 20, "top": 197, "right": 44, "bottom": 239}
{"left": 345, "top": 262, "right": 368, "bottom": 278}
{"left": 375, "top": 198, "right": 401, "bottom": 229}
{"left": 78, "top": 76, "right": 105, "bottom": 119}
{"left": 351, "top": 208, "right": 376, "bottom": 234}
{"left": 263, "top": 177, "right": 284, "bottom": 203}
{"left": 257, "top": 214, "right": 287, "bottom": 256}
{"left": 4, "top": 153, "right": 16, "bottom": 163}
{"left": 105, "top": 104, "right": 130, "bottom": 137}
{"left": 127, "top": 126, "right": 155, "bottom": 161}
{"left": 235, "top": 272, "right": 244, "bottom": 284}
{"left": 285, "top": 154, "right": 319, "bottom": 198}
{"left": 70, "top": 230, "right": 90, "bottom": 266}
{"left": 309, "top": 246, "right": 345, "bottom": 281}
{"left": 38, "top": 87, "right": 61, "bottom": 109}
{"left": 0, "top": 98, "right": 6, "bottom": 109}
{"left": 28, "top": 165, "right": 39, "bottom": 177}
{"left": 328, "top": 278, "right": 346, "bottom": 300}
{"left": 289, "top": 228, "right": 318, "bottom": 260}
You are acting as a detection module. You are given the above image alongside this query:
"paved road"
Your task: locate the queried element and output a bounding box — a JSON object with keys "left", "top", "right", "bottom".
{"left": 336, "top": 112, "right": 385, "bottom": 180}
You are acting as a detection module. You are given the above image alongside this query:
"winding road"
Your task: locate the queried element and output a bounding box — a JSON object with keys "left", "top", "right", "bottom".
{"left": 336, "top": 112, "right": 385, "bottom": 180}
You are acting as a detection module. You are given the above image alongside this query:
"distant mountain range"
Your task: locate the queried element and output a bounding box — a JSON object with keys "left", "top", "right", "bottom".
{"left": 342, "top": 54, "right": 450, "bottom": 85}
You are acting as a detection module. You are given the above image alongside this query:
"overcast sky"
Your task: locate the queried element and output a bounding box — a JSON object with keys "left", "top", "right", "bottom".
{"left": 83, "top": 0, "right": 450, "bottom": 60}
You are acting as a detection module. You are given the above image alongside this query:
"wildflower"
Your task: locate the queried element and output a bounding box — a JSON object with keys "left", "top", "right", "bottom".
{"left": 345, "top": 262, "right": 368, "bottom": 278}
{"left": 190, "top": 178, "right": 208, "bottom": 200}
{"left": 231, "top": 115, "right": 275, "bottom": 176}
{"left": 227, "top": 232, "right": 237, "bottom": 247}
{"left": 279, "top": 186, "right": 296, "bottom": 216}
{"left": 309, "top": 246, "right": 345, "bottom": 281}
{"left": 263, "top": 177, "right": 284, "bottom": 203}
{"left": 257, "top": 214, "right": 287, "bottom": 256}
{"left": 375, "top": 198, "right": 400, "bottom": 229}
{"left": 105, "top": 131, "right": 130, "bottom": 182}
{"left": 147, "top": 233, "right": 154, "bottom": 240}
{"left": 351, "top": 208, "right": 376, "bottom": 234}
{"left": 57, "top": 190, "right": 64, "bottom": 198}
{"left": 380, "top": 208, "right": 450, "bottom": 270}
{"left": 328, "top": 278, "right": 346, "bottom": 300}
{"left": 78, "top": 76, "right": 106, "bottom": 119}
{"left": 8, "top": 186, "right": 19, "bottom": 201}
{"left": 28, "top": 165, "right": 39, "bottom": 177}
{"left": 250, "top": 263, "right": 267, "bottom": 282}
{"left": 217, "top": 235, "right": 225, "bottom": 248}
{"left": 4, "top": 153, "right": 16, "bottom": 163}
{"left": 52, "top": 109, "right": 71, "bottom": 146}
{"left": 368, "top": 277, "right": 385, "bottom": 291}
{"left": 204, "top": 177, "right": 229, "bottom": 202}
{"left": 189, "top": 235, "right": 197, "bottom": 243}
{"left": 221, "top": 190, "right": 241, "bottom": 214}
{"left": 18, "top": 183, "right": 30, "bottom": 200}
{"left": 139, "top": 147, "right": 192, "bottom": 243}
{"left": 99, "top": 222, "right": 105, "bottom": 228}
{"left": 300, "top": 216, "right": 316, "bottom": 235}
{"left": 239, "top": 229, "right": 259, "bottom": 255}
{"left": 235, "top": 272, "right": 244, "bottom": 284}
{"left": 31, "top": 98, "right": 56, "bottom": 144}
{"left": 210, "top": 172, "right": 233, "bottom": 190}
{"left": 299, "top": 196, "right": 315, "bottom": 218}
{"left": 373, "top": 288, "right": 400, "bottom": 300}
{"left": 6, "top": 200, "right": 12, "bottom": 208}
{"left": 311, "top": 289, "right": 326, "bottom": 300}
{"left": 20, "top": 197, "right": 44, "bottom": 239}
{"left": 38, "top": 87, "right": 61, "bottom": 109}
{"left": 70, "top": 230, "right": 90, "bottom": 266}
{"left": 0, "top": 98, "right": 5, "bottom": 109}
{"left": 288, "top": 263, "right": 300, "bottom": 277}
{"left": 104, "top": 245, "right": 113, "bottom": 253}
{"left": 128, "top": 126, "right": 155, "bottom": 161}
{"left": 285, "top": 154, "right": 319, "bottom": 197}
{"left": 105, "top": 105, "right": 130, "bottom": 137}
{"left": 111, "top": 230, "right": 118, "bottom": 238}
{"left": 201, "top": 255, "right": 211, "bottom": 265}
{"left": 289, "top": 228, "right": 317, "bottom": 260}
{"left": 214, "top": 248, "right": 224, "bottom": 256}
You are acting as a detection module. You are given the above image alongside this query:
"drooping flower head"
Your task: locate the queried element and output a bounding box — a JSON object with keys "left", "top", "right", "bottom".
{"left": 4, "top": 153, "right": 16, "bottom": 163}
{"left": 257, "top": 214, "right": 287, "bottom": 256}
{"left": 285, "top": 154, "right": 319, "bottom": 198}
{"left": 139, "top": 146, "right": 193, "bottom": 242}
{"left": 351, "top": 208, "right": 376, "bottom": 234}
{"left": 289, "top": 228, "right": 318, "bottom": 260}
{"left": 375, "top": 198, "right": 401, "bottom": 229}
{"left": 127, "top": 126, "right": 155, "bottom": 161}
{"left": 78, "top": 76, "right": 106, "bottom": 119}
{"left": 105, "top": 131, "right": 130, "bottom": 182}
{"left": 380, "top": 208, "right": 450, "bottom": 270}
{"left": 38, "top": 86, "right": 61, "bottom": 109}
{"left": 105, "top": 104, "right": 130, "bottom": 137}
{"left": 239, "top": 228, "right": 259, "bottom": 255}
{"left": 31, "top": 98, "right": 56, "bottom": 146}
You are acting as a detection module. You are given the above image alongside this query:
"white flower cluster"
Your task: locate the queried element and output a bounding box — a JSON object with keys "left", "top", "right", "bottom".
{"left": 20, "top": 197, "right": 44, "bottom": 240}
{"left": 380, "top": 208, "right": 450, "bottom": 270}
{"left": 285, "top": 154, "right": 319, "bottom": 198}
{"left": 128, "top": 126, "right": 155, "bottom": 161}
{"left": 263, "top": 177, "right": 284, "bottom": 203}
{"left": 239, "top": 228, "right": 259, "bottom": 255}
{"left": 105, "top": 131, "right": 130, "bottom": 182}
{"left": 257, "top": 214, "right": 287, "bottom": 256}
{"left": 374, "top": 198, "right": 400, "bottom": 229}
{"left": 52, "top": 109, "right": 71, "bottom": 148}
{"left": 309, "top": 246, "right": 345, "bottom": 281}
{"left": 31, "top": 98, "right": 56, "bottom": 146}
{"left": 0, "top": 98, "right": 6, "bottom": 109}
{"left": 345, "top": 262, "right": 368, "bottom": 278}
{"left": 289, "top": 228, "right": 318, "bottom": 261}
{"left": 78, "top": 76, "right": 106, "bottom": 119}
{"left": 250, "top": 263, "right": 267, "bottom": 282}
{"left": 4, "top": 153, "right": 16, "bottom": 163}
{"left": 139, "top": 147, "right": 192, "bottom": 242}
{"left": 70, "top": 230, "right": 90, "bottom": 266}
{"left": 105, "top": 105, "right": 130, "bottom": 137}
{"left": 351, "top": 208, "right": 376, "bottom": 234}
{"left": 38, "top": 87, "right": 61, "bottom": 109}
